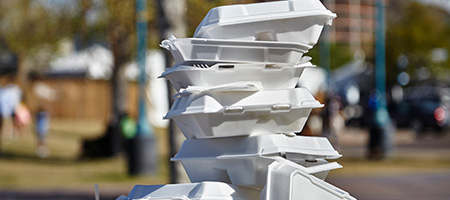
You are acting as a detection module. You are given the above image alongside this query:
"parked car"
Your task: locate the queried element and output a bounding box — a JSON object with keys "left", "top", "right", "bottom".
{"left": 391, "top": 85, "right": 450, "bottom": 134}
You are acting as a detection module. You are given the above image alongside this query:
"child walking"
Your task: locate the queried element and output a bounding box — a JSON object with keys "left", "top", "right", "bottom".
{"left": 35, "top": 107, "right": 50, "bottom": 158}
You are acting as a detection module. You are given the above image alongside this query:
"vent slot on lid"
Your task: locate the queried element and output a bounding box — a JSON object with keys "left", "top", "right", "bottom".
{"left": 218, "top": 65, "right": 235, "bottom": 70}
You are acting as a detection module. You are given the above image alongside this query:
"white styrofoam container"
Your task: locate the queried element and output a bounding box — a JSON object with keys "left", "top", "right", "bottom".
{"left": 160, "top": 36, "right": 311, "bottom": 65}
{"left": 160, "top": 59, "right": 314, "bottom": 91}
{"left": 116, "top": 163, "right": 353, "bottom": 200}
{"left": 171, "top": 134, "right": 342, "bottom": 187}
{"left": 262, "top": 161, "right": 356, "bottom": 200}
{"left": 165, "top": 86, "right": 323, "bottom": 139}
{"left": 174, "top": 156, "right": 341, "bottom": 188}
{"left": 116, "top": 182, "right": 260, "bottom": 200}
{"left": 174, "top": 134, "right": 341, "bottom": 160}
{"left": 194, "top": 0, "right": 336, "bottom": 46}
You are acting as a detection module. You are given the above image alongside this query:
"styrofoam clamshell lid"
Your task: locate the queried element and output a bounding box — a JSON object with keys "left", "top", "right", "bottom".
{"left": 264, "top": 161, "right": 357, "bottom": 200}
{"left": 172, "top": 136, "right": 341, "bottom": 187}
{"left": 165, "top": 84, "right": 322, "bottom": 118}
{"left": 193, "top": 0, "right": 336, "bottom": 46}
{"left": 175, "top": 156, "right": 341, "bottom": 188}
{"left": 160, "top": 36, "right": 311, "bottom": 65}
{"left": 172, "top": 134, "right": 341, "bottom": 160}
{"left": 160, "top": 58, "right": 314, "bottom": 91}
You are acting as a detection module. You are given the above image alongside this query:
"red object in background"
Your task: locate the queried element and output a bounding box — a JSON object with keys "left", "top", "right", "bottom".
{"left": 434, "top": 107, "right": 446, "bottom": 125}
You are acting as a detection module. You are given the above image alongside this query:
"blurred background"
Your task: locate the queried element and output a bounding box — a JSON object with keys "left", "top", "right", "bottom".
{"left": 0, "top": 0, "right": 449, "bottom": 199}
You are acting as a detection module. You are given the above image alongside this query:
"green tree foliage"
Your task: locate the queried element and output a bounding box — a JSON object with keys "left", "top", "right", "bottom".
{"left": 386, "top": 1, "right": 450, "bottom": 84}
{"left": 186, "top": 0, "right": 260, "bottom": 37}
{"left": 305, "top": 42, "right": 353, "bottom": 71}
{"left": 0, "top": 0, "right": 73, "bottom": 83}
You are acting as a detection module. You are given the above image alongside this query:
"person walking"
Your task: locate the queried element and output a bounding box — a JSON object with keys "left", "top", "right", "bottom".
{"left": 0, "top": 82, "right": 22, "bottom": 140}
{"left": 35, "top": 107, "right": 50, "bottom": 158}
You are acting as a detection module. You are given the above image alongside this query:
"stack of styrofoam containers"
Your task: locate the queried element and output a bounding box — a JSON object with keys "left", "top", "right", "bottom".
{"left": 117, "top": 0, "right": 355, "bottom": 200}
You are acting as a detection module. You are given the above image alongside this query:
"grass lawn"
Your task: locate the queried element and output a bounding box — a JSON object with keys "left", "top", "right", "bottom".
{"left": 0, "top": 119, "right": 170, "bottom": 194}
{"left": 1, "top": 119, "right": 449, "bottom": 196}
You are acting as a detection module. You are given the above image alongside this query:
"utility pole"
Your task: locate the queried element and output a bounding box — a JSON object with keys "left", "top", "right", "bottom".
{"left": 127, "top": 0, "right": 158, "bottom": 175}
{"left": 369, "top": 0, "right": 394, "bottom": 159}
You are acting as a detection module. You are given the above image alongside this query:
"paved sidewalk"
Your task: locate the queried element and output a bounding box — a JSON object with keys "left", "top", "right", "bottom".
{"left": 328, "top": 128, "right": 450, "bottom": 200}
{"left": 328, "top": 171, "right": 450, "bottom": 200}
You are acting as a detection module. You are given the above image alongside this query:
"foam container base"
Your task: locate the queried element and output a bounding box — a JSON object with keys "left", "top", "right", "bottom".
{"left": 160, "top": 36, "right": 311, "bottom": 65}
{"left": 161, "top": 61, "right": 313, "bottom": 91}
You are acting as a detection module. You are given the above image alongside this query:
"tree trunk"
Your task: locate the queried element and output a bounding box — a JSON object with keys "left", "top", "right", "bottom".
{"left": 110, "top": 27, "right": 129, "bottom": 124}
{"left": 80, "top": 25, "right": 131, "bottom": 158}
{"left": 15, "top": 52, "right": 31, "bottom": 107}
{"left": 107, "top": 25, "right": 131, "bottom": 156}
